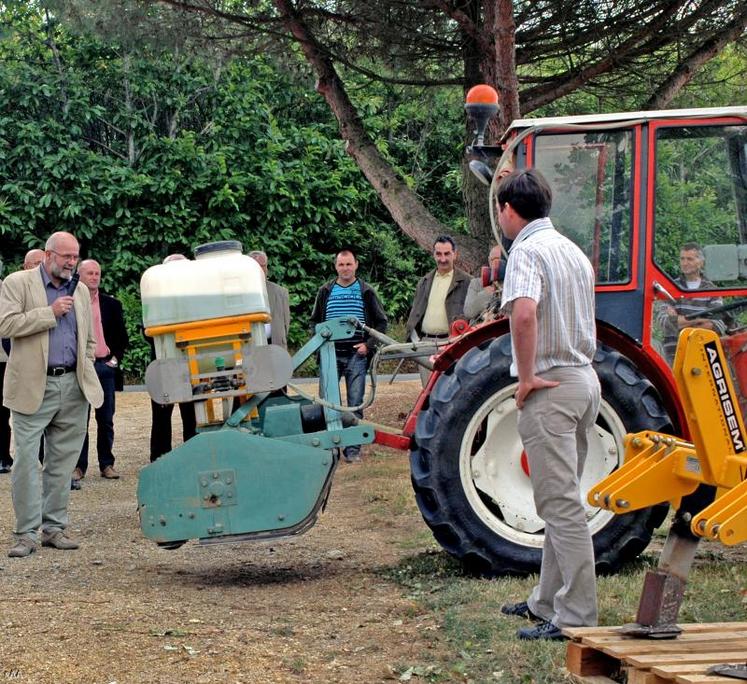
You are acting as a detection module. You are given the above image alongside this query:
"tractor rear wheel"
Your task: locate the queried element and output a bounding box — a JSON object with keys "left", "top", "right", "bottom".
{"left": 410, "top": 335, "right": 670, "bottom": 576}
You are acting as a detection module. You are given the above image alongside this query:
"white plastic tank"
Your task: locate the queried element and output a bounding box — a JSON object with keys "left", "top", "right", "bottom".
{"left": 140, "top": 241, "right": 270, "bottom": 328}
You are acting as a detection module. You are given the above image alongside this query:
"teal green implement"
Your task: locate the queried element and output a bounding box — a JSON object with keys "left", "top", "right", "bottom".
{"left": 137, "top": 317, "right": 375, "bottom": 547}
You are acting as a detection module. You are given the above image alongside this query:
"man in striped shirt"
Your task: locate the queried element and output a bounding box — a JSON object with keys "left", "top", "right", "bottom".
{"left": 497, "top": 169, "right": 601, "bottom": 640}
{"left": 310, "top": 248, "right": 387, "bottom": 463}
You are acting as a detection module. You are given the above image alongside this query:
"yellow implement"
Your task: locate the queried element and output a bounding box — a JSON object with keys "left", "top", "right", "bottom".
{"left": 588, "top": 328, "right": 747, "bottom": 545}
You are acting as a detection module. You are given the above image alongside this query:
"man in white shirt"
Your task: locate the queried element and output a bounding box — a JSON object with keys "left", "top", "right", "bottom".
{"left": 497, "top": 169, "right": 600, "bottom": 640}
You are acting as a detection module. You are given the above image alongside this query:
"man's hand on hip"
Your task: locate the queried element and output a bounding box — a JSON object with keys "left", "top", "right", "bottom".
{"left": 515, "top": 376, "right": 559, "bottom": 409}
{"left": 353, "top": 342, "right": 368, "bottom": 356}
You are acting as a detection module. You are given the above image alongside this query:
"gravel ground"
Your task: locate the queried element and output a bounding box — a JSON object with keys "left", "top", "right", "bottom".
{"left": 0, "top": 381, "right": 445, "bottom": 684}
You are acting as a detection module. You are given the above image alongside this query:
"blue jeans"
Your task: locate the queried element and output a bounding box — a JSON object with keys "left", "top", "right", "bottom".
{"left": 336, "top": 352, "right": 368, "bottom": 457}
{"left": 78, "top": 361, "right": 116, "bottom": 473}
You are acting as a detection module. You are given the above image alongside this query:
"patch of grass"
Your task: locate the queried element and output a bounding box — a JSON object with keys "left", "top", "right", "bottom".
{"left": 284, "top": 656, "right": 306, "bottom": 675}
{"left": 380, "top": 546, "right": 747, "bottom": 683}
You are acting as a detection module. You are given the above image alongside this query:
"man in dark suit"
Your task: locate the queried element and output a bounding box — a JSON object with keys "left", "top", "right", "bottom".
{"left": 73, "top": 259, "right": 129, "bottom": 483}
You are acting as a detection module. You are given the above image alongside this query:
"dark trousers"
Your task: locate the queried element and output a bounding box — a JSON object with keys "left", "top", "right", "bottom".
{"left": 335, "top": 352, "right": 368, "bottom": 458}
{"left": 78, "top": 361, "right": 116, "bottom": 474}
{"left": 150, "top": 400, "right": 197, "bottom": 462}
{"left": 0, "top": 362, "right": 11, "bottom": 468}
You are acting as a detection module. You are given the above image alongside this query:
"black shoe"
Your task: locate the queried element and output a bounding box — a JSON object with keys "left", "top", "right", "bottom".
{"left": 70, "top": 479, "right": 82, "bottom": 491}
{"left": 517, "top": 620, "right": 566, "bottom": 641}
{"left": 501, "top": 601, "right": 541, "bottom": 621}
{"left": 0, "top": 464, "right": 11, "bottom": 474}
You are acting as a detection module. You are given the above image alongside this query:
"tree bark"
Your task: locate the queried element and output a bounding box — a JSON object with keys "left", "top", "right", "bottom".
{"left": 273, "top": 0, "right": 484, "bottom": 271}
{"left": 645, "top": 6, "right": 747, "bottom": 109}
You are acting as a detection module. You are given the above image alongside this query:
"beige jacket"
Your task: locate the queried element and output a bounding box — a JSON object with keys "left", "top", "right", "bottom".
{"left": 0, "top": 278, "right": 7, "bottom": 363}
{"left": 0, "top": 267, "right": 103, "bottom": 414}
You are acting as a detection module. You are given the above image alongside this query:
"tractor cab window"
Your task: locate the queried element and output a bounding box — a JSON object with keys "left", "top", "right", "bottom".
{"left": 653, "top": 124, "right": 747, "bottom": 289}
{"left": 533, "top": 130, "right": 633, "bottom": 284}
{"left": 652, "top": 123, "right": 747, "bottom": 365}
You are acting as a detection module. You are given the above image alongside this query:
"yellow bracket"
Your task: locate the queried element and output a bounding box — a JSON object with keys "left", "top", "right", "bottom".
{"left": 691, "top": 477, "right": 747, "bottom": 545}
{"left": 587, "top": 328, "right": 747, "bottom": 549}
{"left": 587, "top": 432, "right": 700, "bottom": 513}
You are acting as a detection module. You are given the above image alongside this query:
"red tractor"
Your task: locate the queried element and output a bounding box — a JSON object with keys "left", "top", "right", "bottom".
{"left": 401, "top": 98, "right": 747, "bottom": 576}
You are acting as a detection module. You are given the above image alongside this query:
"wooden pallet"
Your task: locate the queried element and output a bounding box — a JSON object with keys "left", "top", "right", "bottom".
{"left": 564, "top": 622, "right": 747, "bottom": 684}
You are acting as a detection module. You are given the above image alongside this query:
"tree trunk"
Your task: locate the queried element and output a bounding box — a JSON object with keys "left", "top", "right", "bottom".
{"left": 274, "top": 0, "right": 483, "bottom": 271}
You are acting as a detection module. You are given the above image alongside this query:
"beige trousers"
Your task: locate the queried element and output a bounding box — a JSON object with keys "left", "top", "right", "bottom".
{"left": 518, "top": 364, "right": 601, "bottom": 628}
{"left": 10, "top": 373, "right": 89, "bottom": 541}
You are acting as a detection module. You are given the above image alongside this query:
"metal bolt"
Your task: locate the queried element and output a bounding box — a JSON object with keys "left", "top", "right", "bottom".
{"left": 603, "top": 495, "right": 610, "bottom": 507}
{"left": 200, "top": 479, "right": 208, "bottom": 487}
{"left": 592, "top": 492, "right": 600, "bottom": 502}
{"left": 631, "top": 437, "right": 642, "bottom": 448}
{"left": 226, "top": 477, "right": 232, "bottom": 484}
{"left": 159, "top": 516, "right": 167, "bottom": 526}
{"left": 712, "top": 524, "right": 721, "bottom": 535}
{"left": 188, "top": 513, "right": 195, "bottom": 519}
{"left": 697, "top": 520, "right": 707, "bottom": 532}
{"left": 681, "top": 512, "right": 692, "bottom": 522}
{"left": 278, "top": 514, "right": 286, "bottom": 521}
{"left": 322, "top": 460, "right": 329, "bottom": 466}
{"left": 203, "top": 495, "right": 210, "bottom": 501}
{"left": 615, "top": 499, "right": 630, "bottom": 509}
{"left": 332, "top": 436, "right": 341, "bottom": 444}
{"left": 608, "top": 447, "right": 616, "bottom": 455}
{"left": 312, "top": 438, "right": 321, "bottom": 447}
{"left": 212, "top": 472, "right": 219, "bottom": 479}
{"left": 227, "top": 492, "right": 233, "bottom": 498}
{"left": 207, "top": 527, "right": 214, "bottom": 533}
{"left": 691, "top": 367, "right": 702, "bottom": 376}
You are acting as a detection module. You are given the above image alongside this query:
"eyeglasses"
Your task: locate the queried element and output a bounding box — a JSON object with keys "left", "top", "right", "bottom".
{"left": 50, "top": 250, "right": 80, "bottom": 262}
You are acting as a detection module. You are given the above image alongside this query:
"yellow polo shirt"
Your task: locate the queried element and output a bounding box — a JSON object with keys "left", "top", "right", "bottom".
{"left": 421, "top": 270, "right": 453, "bottom": 335}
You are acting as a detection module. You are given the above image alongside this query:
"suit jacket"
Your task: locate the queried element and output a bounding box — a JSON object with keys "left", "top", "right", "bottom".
{"left": 405, "top": 268, "right": 471, "bottom": 338}
{"left": 0, "top": 279, "right": 7, "bottom": 363}
{"left": 0, "top": 266, "right": 103, "bottom": 414}
{"left": 98, "top": 291, "right": 130, "bottom": 391}
{"left": 266, "top": 280, "right": 290, "bottom": 350}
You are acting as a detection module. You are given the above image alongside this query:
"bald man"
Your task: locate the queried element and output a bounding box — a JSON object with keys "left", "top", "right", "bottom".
{"left": 72, "top": 259, "right": 129, "bottom": 484}
{"left": 23, "top": 249, "right": 44, "bottom": 270}
{"left": 0, "top": 232, "right": 103, "bottom": 557}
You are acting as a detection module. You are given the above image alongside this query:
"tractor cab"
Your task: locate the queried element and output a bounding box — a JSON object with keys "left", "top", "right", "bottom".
{"left": 498, "top": 108, "right": 747, "bottom": 428}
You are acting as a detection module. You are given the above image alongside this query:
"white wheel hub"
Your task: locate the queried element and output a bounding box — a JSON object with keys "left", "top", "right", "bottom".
{"left": 460, "top": 382, "right": 624, "bottom": 548}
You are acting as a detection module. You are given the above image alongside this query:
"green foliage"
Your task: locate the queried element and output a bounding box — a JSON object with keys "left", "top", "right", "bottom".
{"left": 0, "top": 7, "right": 438, "bottom": 378}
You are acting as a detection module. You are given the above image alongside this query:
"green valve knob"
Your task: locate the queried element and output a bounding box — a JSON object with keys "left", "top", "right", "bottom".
{"left": 215, "top": 356, "right": 225, "bottom": 370}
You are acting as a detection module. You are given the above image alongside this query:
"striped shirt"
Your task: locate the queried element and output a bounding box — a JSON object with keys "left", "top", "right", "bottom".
{"left": 325, "top": 279, "right": 366, "bottom": 348}
{"left": 500, "top": 217, "right": 596, "bottom": 376}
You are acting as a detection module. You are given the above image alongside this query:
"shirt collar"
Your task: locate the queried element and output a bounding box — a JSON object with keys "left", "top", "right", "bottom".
{"left": 510, "top": 217, "right": 554, "bottom": 250}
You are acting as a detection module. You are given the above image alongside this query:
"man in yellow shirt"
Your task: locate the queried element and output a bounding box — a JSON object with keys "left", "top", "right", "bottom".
{"left": 406, "top": 236, "right": 471, "bottom": 385}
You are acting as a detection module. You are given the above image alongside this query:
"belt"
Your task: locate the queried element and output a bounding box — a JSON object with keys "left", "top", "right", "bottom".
{"left": 95, "top": 356, "right": 111, "bottom": 362}
{"left": 47, "top": 365, "right": 76, "bottom": 376}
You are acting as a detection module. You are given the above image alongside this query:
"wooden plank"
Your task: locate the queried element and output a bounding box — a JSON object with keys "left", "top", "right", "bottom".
{"left": 653, "top": 662, "right": 745, "bottom": 676}
{"left": 583, "top": 628, "right": 747, "bottom": 646}
{"left": 626, "top": 669, "right": 666, "bottom": 684}
{"left": 627, "top": 652, "right": 747, "bottom": 668}
{"left": 568, "top": 675, "right": 618, "bottom": 684}
{"left": 602, "top": 639, "right": 747, "bottom": 657}
{"left": 674, "top": 676, "right": 743, "bottom": 684}
{"left": 582, "top": 632, "right": 747, "bottom": 654}
{"left": 566, "top": 642, "right": 620, "bottom": 677}
{"left": 563, "top": 623, "right": 747, "bottom": 640}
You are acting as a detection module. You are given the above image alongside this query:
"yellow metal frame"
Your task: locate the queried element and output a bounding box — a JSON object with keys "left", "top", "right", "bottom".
{"left": 146, "top": 314, "right": 271, "bottom": 426}
{"left": 588, "top": 328, "right": 747, "bottom": 545}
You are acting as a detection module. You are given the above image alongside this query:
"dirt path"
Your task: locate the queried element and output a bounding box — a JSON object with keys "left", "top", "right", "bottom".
{"left": 0, "top": 381, "right": 442, "bottom": 684}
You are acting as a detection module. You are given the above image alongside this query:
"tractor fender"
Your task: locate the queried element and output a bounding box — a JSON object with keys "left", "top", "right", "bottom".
{"left": 403, "top": 318, "right": 686, "bottom": 439}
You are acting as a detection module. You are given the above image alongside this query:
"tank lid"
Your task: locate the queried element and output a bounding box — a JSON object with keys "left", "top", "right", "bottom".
{"left": 194, "top": 240, "right": 243, "bottom": 258}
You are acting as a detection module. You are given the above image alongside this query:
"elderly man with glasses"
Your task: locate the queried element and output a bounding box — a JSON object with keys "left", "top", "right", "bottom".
{"left": 0, "top": 231, "right": 103, "bottom": 558}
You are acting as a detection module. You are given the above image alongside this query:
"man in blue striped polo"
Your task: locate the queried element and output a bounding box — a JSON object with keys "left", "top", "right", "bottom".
{"left": 310, "top": 248, "right": 388, "bottom": 463}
